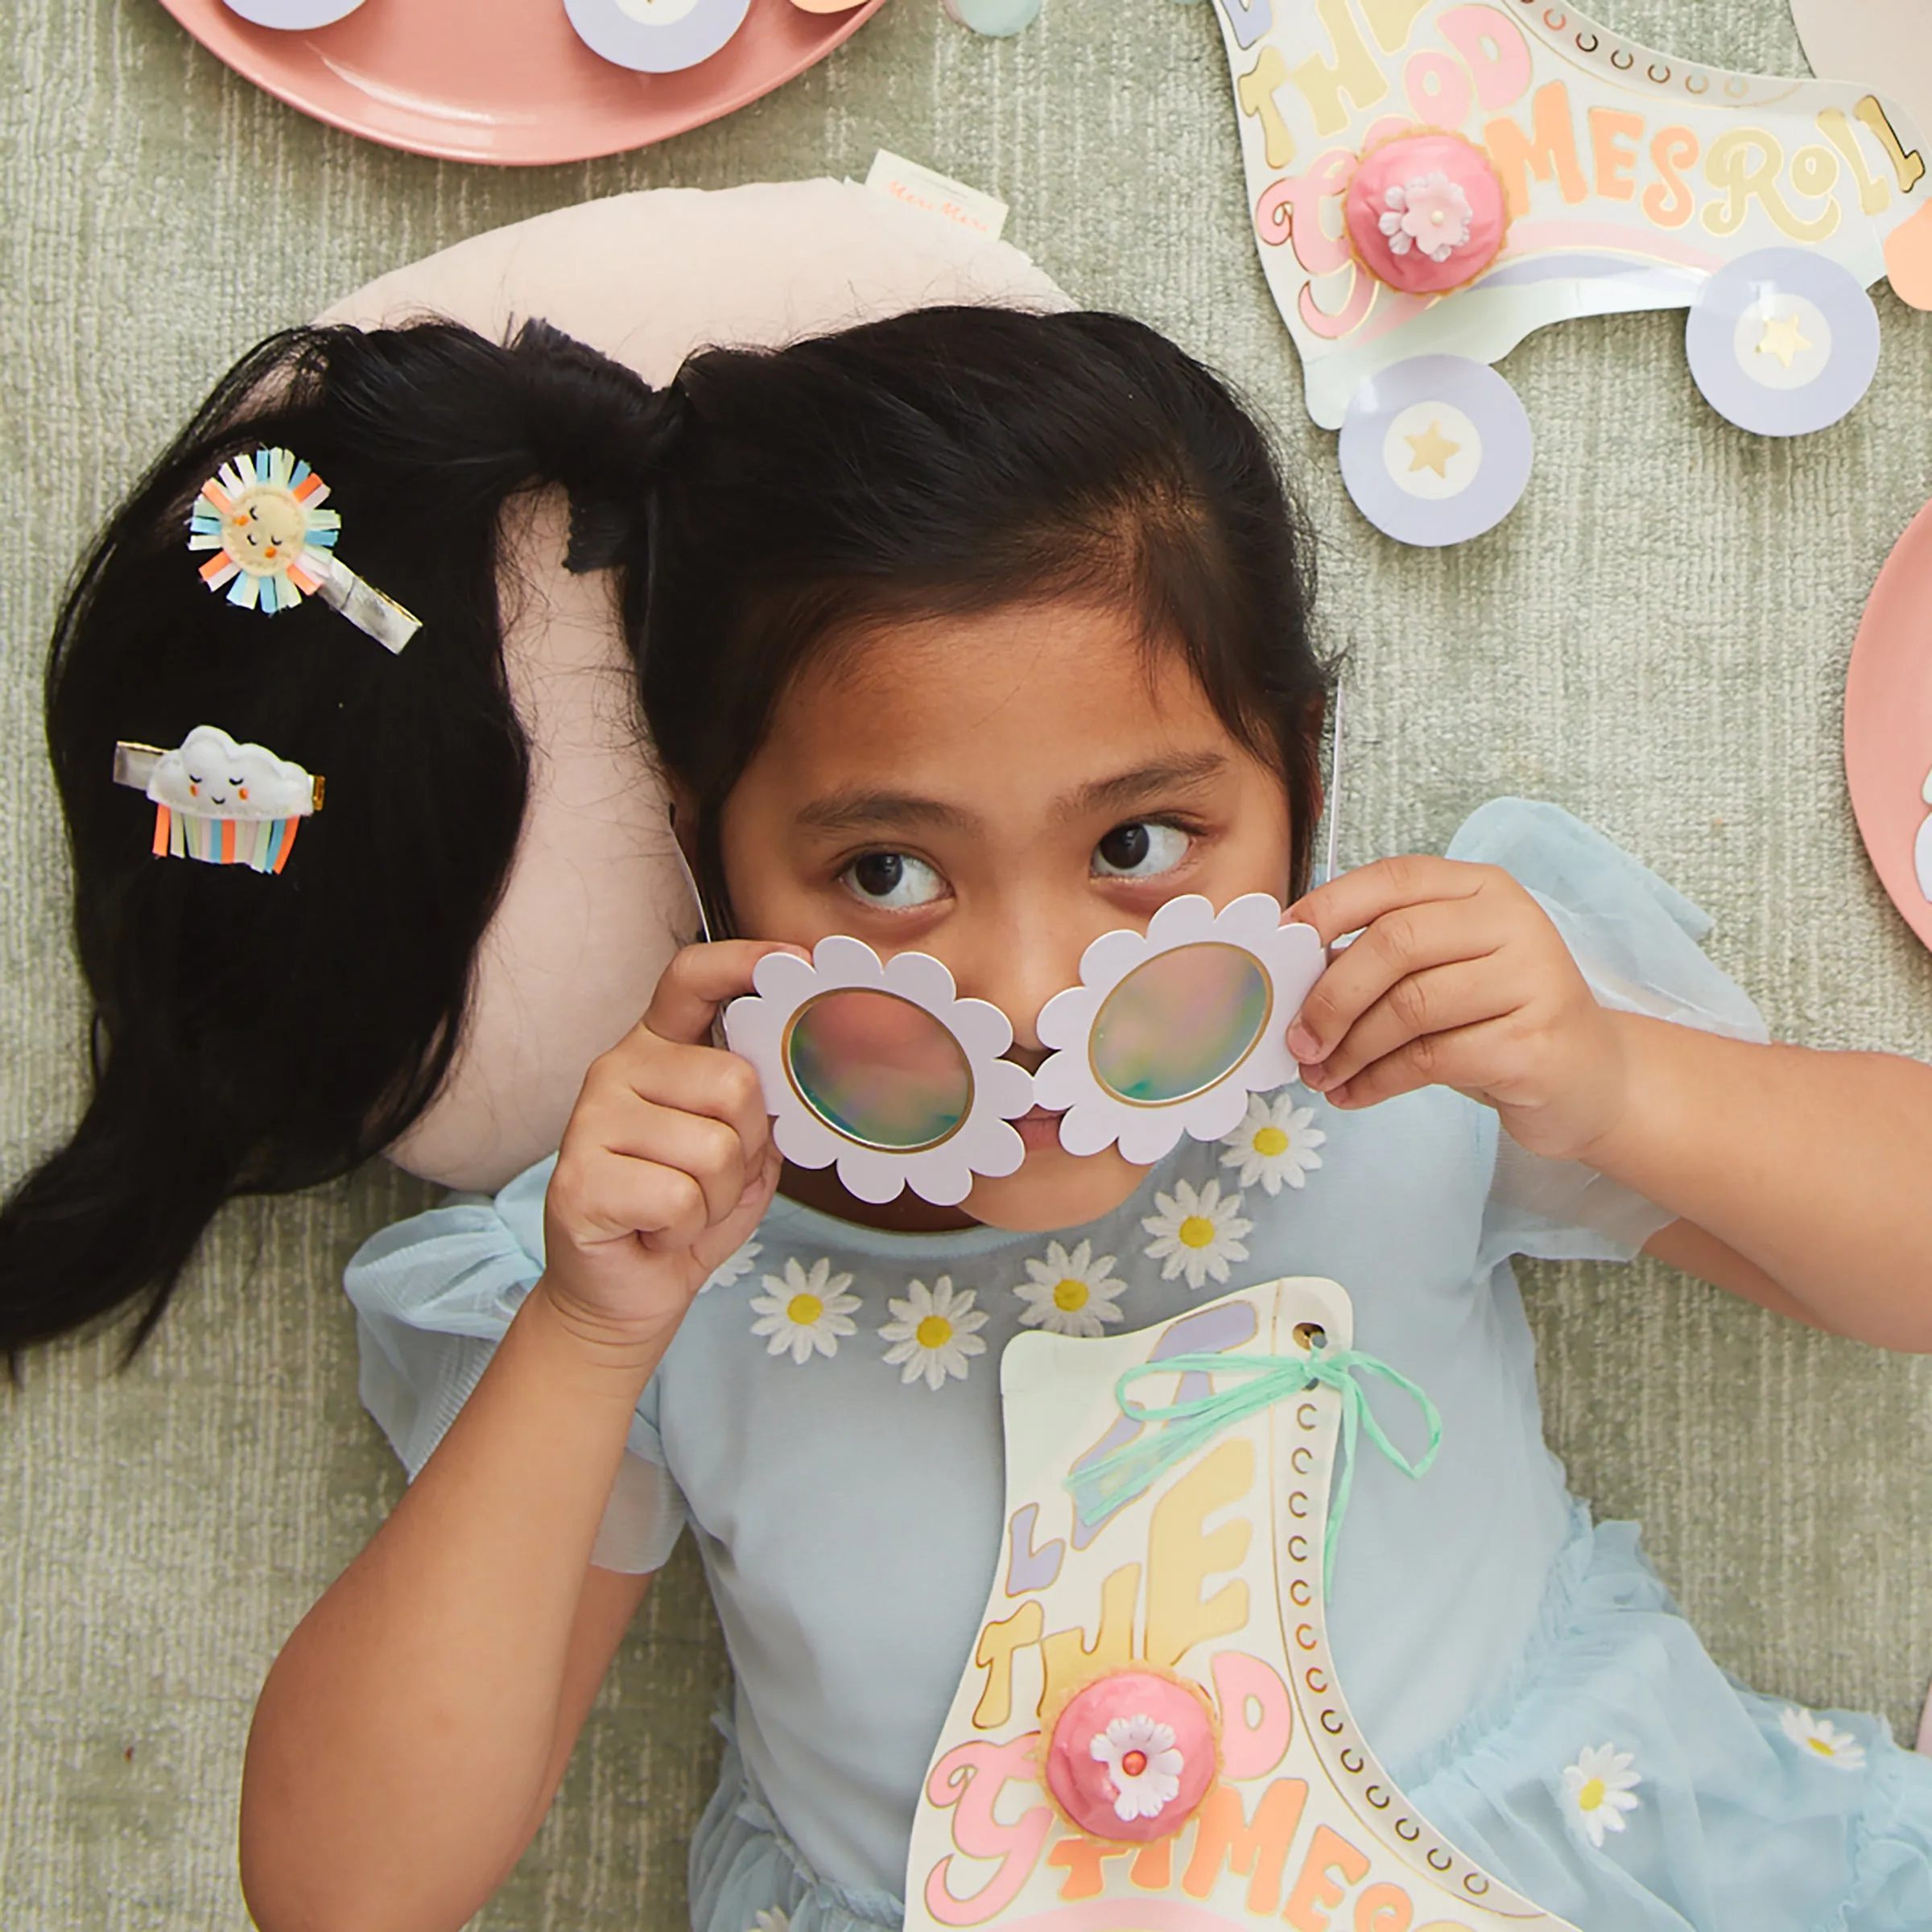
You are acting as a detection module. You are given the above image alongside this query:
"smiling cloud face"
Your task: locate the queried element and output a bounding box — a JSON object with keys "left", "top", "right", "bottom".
{"left": 147, "top": 725, "right": 316, "bottom": 823}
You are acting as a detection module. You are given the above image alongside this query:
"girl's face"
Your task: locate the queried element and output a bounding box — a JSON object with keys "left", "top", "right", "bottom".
{"left": 717, "top": 600, "right": 1299, "bottom": 1233}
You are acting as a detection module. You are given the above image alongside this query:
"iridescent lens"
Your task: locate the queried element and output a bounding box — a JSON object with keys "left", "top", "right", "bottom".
{"left": 786, "top": 990, "right": 974, "bottom": 1151}
{"left": 1089, "top": 943, "right": 1270, "bottom": 1105}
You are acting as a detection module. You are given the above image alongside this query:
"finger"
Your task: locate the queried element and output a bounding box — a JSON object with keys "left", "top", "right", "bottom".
{"left": 1324, "top": 1014, "right": 1513, "bottom": 1111}
{"left": 1287, "top": 854, "right": 1489, "bottom": 949}
{"left": 549, "top": 1147, "right": 712, "bottom": 1256}
{"left": 642, "top": 939, "right": 809, "bottom": 1048}
{"left": 1303, "top": 956, "right": 1535, "bottom": 1095}
{"left": 601, "top": 1038, "right": 773, "bottom": 1162}
{"left": 594, "top": 1098, "right": 753, "bottom": 1229}
{"left": 1287, "top": 897, "right": 1513, "bottom": 1063}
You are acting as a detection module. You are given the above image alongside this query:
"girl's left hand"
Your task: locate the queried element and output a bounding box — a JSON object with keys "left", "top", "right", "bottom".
{"left": 1285, "top": 856, "right": 1629, "bottom": 1163}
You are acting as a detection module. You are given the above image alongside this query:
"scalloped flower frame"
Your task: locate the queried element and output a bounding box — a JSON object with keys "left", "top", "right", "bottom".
{"left": 723, "top": 935, "right": 1031, "bottom": 1207}
{"left": 1033, "top": 895, "right": 1325, "bottom": 1167}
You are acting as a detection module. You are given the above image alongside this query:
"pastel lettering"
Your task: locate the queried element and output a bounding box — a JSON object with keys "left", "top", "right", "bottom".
{"left": 1146, "top": 1438, "right": 1253, "bottom": 1669}
{"left": 1588, "top": 107, "right": 1645, "bottom": 200}
{"left": 1283, "top": 1823, "right": 1373, "bottom": 1930}
{"left": 1485, "top": 81, "right": 1589, "bottom": 219}
{"left": 1642, "top": 125, "right": 1699, "bottom": 228}
{"left": 1439, "top": 3, "right": 1530, "bottom": 111}
{"left": 1289, "top": 0, "right": 1390, "bottom": 137}
{"left": 921, "top": 1737, "right": 1053, "bottom": 1927}
{"left": 1180, "top": 1776, "right": 1309, "bottom": 1913}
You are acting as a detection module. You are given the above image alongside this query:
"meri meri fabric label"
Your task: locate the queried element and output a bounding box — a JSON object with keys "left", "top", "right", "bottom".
{"left": 902, "top": 1277, "right": 1578, "bottom": 1932}
{"left": 866, "top": 151, "right": 1011, "bottom": 242}
{"left": 1208, "top": 0, "right": 1932, "bottom": 429}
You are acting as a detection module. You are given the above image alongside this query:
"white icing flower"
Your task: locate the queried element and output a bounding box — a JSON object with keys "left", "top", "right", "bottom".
{"left": 1378, "top": 171, "right": 1474, "bottom": 262}
{"left": 1779, "top": 1707, "right": 1867, "bottom": 1772}
{"left": 698, "top": 1238, "right": 762, "bottom": 1296}
{"left": 1219, "top": 1092, "right": 1325, "bottom": 1195}
{"left": 1089, "top": 1714, "right": 1183, "bottom": 1823}
{"left": 1013, "top": 1239, "right": 1125, "bottom": 1338}
{"left": 723, "top": 937, "right": 1030, "bottom": 1207}
{"left": 1033, "top": 894, "right": 1324, "bottom": 1166}
{"left": 879, "top": 1275, "right": 989, "bottom": 1390}
{"left": 1141, "top": 1177, "right": 1253, "bottom": 1291}
{"left": 1561, "top": 1743, "right": 1641, "bottom": 1848}
{"left": 749, "top": 1257, "right": 859, "bottom": 1365}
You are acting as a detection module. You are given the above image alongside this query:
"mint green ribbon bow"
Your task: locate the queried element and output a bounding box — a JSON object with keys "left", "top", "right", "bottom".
{"left": 1063, "top": 1344, "right": 1443, "bottom": 1597}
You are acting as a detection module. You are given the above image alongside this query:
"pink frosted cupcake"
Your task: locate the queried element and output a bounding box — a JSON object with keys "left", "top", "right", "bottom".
{"left": 1344, "top": 130, "right": 1509, "bottom": 296}
{"left": 1042, "top": 1668, "right": 1220, "bottom": 1843}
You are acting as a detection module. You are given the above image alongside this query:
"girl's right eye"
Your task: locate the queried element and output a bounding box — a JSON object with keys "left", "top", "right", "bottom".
{"left": 841, "top": 852, "right": 945, "bottom": 910}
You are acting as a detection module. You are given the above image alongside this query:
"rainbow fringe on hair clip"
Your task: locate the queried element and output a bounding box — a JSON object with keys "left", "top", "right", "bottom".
{"left": 115, "top": 725, "right": 323, "bottom": 877}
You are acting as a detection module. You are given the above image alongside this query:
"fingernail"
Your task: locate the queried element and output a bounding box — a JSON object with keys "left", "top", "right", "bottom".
{"left": 1326, "top": 1080, "right": 1350, "bottom": 1106}
{"left": 1287, "top": 1026, "right": 1320, "bottom": 1060}
{"left": 1301, "top": 1059, "right": 1330, "bottom": 1090}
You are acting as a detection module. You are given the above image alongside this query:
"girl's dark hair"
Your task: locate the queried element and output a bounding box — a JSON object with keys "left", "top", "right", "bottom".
{"left": 2, "top": 305, "right": 1327, "bottom": 1363}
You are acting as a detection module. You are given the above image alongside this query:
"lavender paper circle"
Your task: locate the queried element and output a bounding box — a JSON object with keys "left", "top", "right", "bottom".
{"left": 563, "top": 0, "right": 753, "bottom": 72}
{"left": 1685, "top": 247, "right": 1879, "bottom": 439}
{"left": 1338, "top": 356, "right": 1534, "bottom": 548}
{"left": 221, "top": 0, "right": 365, "bottom": 24}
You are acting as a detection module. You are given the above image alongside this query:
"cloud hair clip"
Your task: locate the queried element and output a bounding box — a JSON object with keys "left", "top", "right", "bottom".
{"left": 188, "top": 448, "right": 420, "bottom": 654}
{"left": 114, "top": 725, "right": 323, "bottom": 874}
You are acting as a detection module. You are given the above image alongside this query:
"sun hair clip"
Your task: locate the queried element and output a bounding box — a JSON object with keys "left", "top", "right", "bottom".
{"left": 187, "top": 448, "right": 420, "bottom": 654}
{"left": 114, "top": 724, "right": 323, "bottom": 875}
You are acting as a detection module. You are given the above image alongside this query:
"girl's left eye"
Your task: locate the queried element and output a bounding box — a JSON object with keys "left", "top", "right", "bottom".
{"left": 841, "top": 851, "right": 946, "bottom": 910}
{"left": 1092, "top": 820, "right": 1191, "bottom": 879}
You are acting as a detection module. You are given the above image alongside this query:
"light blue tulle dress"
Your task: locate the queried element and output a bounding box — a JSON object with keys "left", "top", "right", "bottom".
{"left": 345, "top": 802, "right": 1932, "bottom": 1932}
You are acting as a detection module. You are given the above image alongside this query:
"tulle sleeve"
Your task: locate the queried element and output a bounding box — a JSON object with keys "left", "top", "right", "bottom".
{"left": 343, "top": 1154, "right": 687, "bottom": 1575}
{"left": 1449, "top": 799, "right": 1771, "bottom": 1272}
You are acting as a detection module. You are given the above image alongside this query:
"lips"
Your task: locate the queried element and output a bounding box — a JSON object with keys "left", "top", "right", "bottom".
{"left": 1015, "top": 1104, "right": 1067, "bottom": 1151}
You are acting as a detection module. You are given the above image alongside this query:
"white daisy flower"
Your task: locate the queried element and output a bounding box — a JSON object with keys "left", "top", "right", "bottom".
{"left": 1219, "top": 1093, "right": 1326, "bottom": 1195}
{"left": 1780, "top": 1707, "right": 1868, "bottom": 1772}
{"left": 1561, "top": 1743, "right": 1641, "bottom": 1848}
{"left": 1089, "top": 1714, "right": 1184, "bottom": 1823}
{"left": 749, "top": 1257, "right": 859, "bottom": 1365}
{"left": 698, "top": 1238, "right": 762, "bottom": 1296}
{"left": 1013, "top": 1239, "right": 1125, "bottom": 1338}
{"left": 879, "top": 1275, "right": 989, "bottom": 1390}
{"left": 1141, "top": 1177, "right": 1253, "bottom": 1291}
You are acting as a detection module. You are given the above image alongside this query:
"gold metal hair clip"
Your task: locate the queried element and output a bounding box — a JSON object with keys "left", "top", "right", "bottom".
{"left": 114, "top": 728, "right": 323, "bottom": 874}
{"left": 187, "top": 448, "right": 421, "bottom": 654}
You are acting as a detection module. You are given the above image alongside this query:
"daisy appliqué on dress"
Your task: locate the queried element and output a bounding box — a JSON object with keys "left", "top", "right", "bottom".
{"left": 1780, "top": 1707, "right": 1868, "bottom": 1771}
{"left": 1013, "top": 1239, "right": 1125, "bottom": 1338}
{"left": 1141, "top": 1177, "right": 1253, "bottom": 1291}
{"left": 749, "top": 1257, "right": 859, "bottom": 1365}
{"left": 700, "top": 1239, "right": 763, "bottom": 1296}
{"left": 1220, "top": 1093, "right": 1326, "bottom": 1195}
{"left": 880, "top": 1275, "right": 989, "bottom": 1390}
{"left": 1562, "top": 1744, "right": 1641, "bottom": 1848}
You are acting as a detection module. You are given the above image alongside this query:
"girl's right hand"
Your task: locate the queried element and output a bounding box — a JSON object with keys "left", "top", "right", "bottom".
{"left": 539, "top": 939, "right": 799, "bottom": 1361}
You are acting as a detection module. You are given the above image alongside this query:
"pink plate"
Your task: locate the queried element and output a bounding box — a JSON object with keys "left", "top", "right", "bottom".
{"left": 154, "top": 0, "right": 890, "bottom": 165}
{"left": 1844, "top": 501, "right": 1932, "bottom": 956}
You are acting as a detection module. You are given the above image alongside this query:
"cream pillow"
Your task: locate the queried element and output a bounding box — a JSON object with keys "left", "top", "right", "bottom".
{"left": 318, "top": 180, "right": 1070, "bottom": 1190}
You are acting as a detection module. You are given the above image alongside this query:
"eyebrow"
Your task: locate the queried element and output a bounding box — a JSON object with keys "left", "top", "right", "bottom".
{"left": 793, "top": 753, "right": 1230, "bottom": 839}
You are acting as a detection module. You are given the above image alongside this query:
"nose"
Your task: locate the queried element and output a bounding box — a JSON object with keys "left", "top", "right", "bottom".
{"left": 950, "top": 907, "right": 1094, "bottom": 1057}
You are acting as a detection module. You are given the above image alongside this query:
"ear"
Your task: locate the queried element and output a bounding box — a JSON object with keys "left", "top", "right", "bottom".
{"left": 667, "top": 779, "right": 700, "bottom": 865}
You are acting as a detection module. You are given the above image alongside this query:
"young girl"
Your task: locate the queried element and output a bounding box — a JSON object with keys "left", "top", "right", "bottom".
{"left": 8, "top": 307, "right": 1932, "bottom": 1932}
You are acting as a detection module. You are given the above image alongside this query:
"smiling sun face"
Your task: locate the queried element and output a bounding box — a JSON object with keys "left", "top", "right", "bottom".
{"left": 188, "top": 448, "right": 342, "bottom": 614}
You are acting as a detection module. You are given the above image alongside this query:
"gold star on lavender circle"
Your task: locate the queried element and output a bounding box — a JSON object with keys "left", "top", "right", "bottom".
{"left": 1755, "top": 309, "right": 1814, "bottom": 371}
{"left": 1405, "top": 419, "right": 1461, "bottom": 479}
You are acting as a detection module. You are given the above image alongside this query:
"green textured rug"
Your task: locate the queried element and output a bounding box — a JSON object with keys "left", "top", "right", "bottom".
{"left": 3, "top": 0, "right": 1932, "bottom": 1926}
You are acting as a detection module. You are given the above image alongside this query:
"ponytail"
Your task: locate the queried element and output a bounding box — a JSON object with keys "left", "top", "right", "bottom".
{"left": 6, "top": 303, "right": 1327, "bottom": 1365}
{"left": 3, "top": 318, "right": 671, "bottom": 1363}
